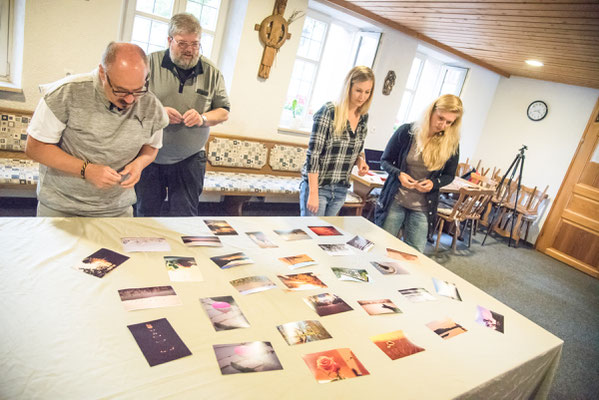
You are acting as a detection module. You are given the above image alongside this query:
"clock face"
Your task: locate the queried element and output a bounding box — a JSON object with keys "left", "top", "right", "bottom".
{"left": 527, "top": 100, "right": 548, "bottom": 121}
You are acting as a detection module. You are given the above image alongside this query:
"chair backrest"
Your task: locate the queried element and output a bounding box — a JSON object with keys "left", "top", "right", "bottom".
{"left": 446, "top": 187, "right": 496, "bottom": 222}
{"left": 526, "top": 185, "right": 549, "bottom": 214}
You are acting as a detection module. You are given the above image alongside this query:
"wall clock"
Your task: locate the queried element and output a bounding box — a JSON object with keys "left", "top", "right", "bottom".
{"left": 527, "top": 100, "right": 548, "bottom": 121}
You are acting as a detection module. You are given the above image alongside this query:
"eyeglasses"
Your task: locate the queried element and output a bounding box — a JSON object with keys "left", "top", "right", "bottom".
{"left": 105, "top": 73, "right": 148, "bottom": 98}
{"left": 170, "top": 37, "right": 200, "bottom": 50}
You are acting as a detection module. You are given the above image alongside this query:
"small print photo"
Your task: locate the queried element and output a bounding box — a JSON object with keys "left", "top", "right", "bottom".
{"left": 475, "top": 305, "right": 505, "bottom": 333}
{"left": 121, "top": 237, "right": 171, "bottom": 253}
{"left": 181, "top": 235, "right": 222, "bottom": 247}
{"left": 276, "top": 320, "right": 332, "bottom": 345}
{"left": 279, "top": 254, "right": 317, "bottom": 270}
{"left": 426, "top": 317, "right": 468, "bottom": 339}
{"left": 230, "top": 275, "right": 277, "bottom": 295}
{"left": 346, "top": 235, "right": 374, "bottom": 252}
{"left": 386, "top": 247, "right": 418, "bottom": 261}
{"left": 308, "top": 225, "right": 343, "bottom": 236}
{"left": 370, "top": 330, "right": 425, "bottom": 360}
{"left": 302, "top": 348, "right": 369, "bottom": 383}
{"left": 246, "top": 231, "right": 278, "bottom": 248}
{"left": 318, "top": 243, "right": 353, "bottom": 256}
{"left": 304, "top": 293, "right": 353, "bottom": 317}
{"left": 118, "top": 285, "right": 182, "bottom": 311}
{"left": 273, "top": 228, "right": 311, "bottom": 241}
{"left": 164, "top": 256, "right": 203, "bottom": 282}
{"left": 432, "top": 277, "right": 462, "bottom": 301}
{"left": 213, "top": 342, "right": 283, "bottom": 375}
{"left": 358, "top": 299, "right": 402, "bottom": 315}
{"left": 277, "top": 272, "right": 328, "bottom": 291}
{"left": 398, "top": 287, "right": 436, "bottom": 303}
{"left": 331, "top": 267, "right": 370, "bottom": 283}
{"left": 74, "top": 248, "right": 129, "bottom": 278}
{"left": 210, "top": 252, "right": 253, "bottom": 269}
{"left": 204, "top": 219, "right": 238, "bottom": 236}
{"left": 370, "top": 261, "right": 409, "bottom": 275}
{"left": 199, "top": 296, "right": 250, "bottom": 331}
{"left": 127, "top": 318, "right": 192, "bottom": 367}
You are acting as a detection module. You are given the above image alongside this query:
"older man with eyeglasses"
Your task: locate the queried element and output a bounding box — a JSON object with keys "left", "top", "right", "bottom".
{"left": 25, "top": 42, "right": 169, "bottom": 217}
{"left": 135, "top": 13, "right": 230, "bottom": 217}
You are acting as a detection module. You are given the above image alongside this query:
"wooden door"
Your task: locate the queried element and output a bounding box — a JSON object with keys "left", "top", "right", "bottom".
{"left": 536, "top": 97, "right": 599, "bottom": 278}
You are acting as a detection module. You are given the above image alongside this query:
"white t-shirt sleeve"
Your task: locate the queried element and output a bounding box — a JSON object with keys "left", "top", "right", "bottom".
{"left": 146, "top": 128, "right": 163, "bottom": 149}
{"left": 27, "top": 98, "right": 66, "bottom": 144}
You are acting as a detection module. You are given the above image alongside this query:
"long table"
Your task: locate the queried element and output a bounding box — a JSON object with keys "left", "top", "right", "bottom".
{"left": 0, "top": 216, "right": 562, "bottom": 399}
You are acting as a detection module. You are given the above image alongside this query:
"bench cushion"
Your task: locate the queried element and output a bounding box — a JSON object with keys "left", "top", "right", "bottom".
{"left": 204, "top": 171, "right": 301, "bottom": 194}
{"left": 268, "top": 144, "right": 306, "bottom": 172}
{"left": 207, "top": 137, "right": 267, "bottom": 169}
{"left": 0, "top": 158, "right": 39, "bottom": 185}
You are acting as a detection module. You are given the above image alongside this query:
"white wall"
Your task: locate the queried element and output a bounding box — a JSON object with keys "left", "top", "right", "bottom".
{"left": 474, "top": 76, "right": 599, "bottom": 242}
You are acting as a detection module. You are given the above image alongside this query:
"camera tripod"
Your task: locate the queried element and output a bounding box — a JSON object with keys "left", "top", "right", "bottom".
{"left": 482, "top": 145, "right": 528, "bottom": 247}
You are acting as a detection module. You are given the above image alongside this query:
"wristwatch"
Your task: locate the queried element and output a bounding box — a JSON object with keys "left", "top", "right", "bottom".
{"left": 201, "top": 114, "right": 208, "bottom": 126}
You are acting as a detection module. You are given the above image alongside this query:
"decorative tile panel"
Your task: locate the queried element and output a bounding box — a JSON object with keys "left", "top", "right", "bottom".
{"left": 269, "top": 144, "right": 306, "bottom": 172}
{"left": 0, "top": 158, "right": 39, "bottom": 185}
{"left": 207, "top": 138, "right": 267, "bottom": 169}
{"left": 0, "top": 112, "right": 30, "bottom": 151}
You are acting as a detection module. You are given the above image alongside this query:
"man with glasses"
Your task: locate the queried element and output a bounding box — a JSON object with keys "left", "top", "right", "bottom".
{"left": 25, "top": 42, "right": 169, "bottom": 217}
{"left": 135, "top": 13, "right": 230, "bottom": 217}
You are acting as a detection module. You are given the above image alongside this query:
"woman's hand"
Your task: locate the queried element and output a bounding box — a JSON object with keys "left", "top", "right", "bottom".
{"left": 415, "top": 179, "right": 434, "bottom": 193}
{"left": 399, "top": 172, "right": 417, "bottom": 189}
{"left": 307, "top": 189, "right": 319, "bottom": 214}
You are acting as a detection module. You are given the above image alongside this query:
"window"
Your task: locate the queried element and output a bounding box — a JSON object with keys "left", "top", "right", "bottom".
{"left": 280, "top": 9, "right": 380, "bottom": 132}
{"left": 0, "top": 0, "right": 11, "bottom": 78}
{"left": 394, "top": 47, "right": 468, "bottom": 130}
{"left": 121, "top": 0, "right": 227, "bottom": 61}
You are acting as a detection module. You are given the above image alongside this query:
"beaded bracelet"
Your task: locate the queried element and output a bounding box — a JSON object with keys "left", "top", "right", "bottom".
{"left": 81, "top": 161, "right": 89, "bottom": 179}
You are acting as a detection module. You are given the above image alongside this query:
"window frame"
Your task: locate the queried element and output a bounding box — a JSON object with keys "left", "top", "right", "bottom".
{"left": 0, "top": 0, "right": 12, "bottom": 80}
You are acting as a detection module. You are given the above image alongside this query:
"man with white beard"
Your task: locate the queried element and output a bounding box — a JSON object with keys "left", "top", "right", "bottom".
{"left": 136, "top": 13, "right": 230, "bottom": 217}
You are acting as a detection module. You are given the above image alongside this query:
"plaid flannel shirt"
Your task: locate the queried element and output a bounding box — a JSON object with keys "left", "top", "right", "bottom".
{"left": 302, "top": 102, "right": 368, "bottom": 187}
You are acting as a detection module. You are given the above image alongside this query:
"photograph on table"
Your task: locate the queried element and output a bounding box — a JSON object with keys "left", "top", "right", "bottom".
{"left": 475, "top": 305, "right": 505, "bottom": 333}
{"left": 203, "top": 219, "right": 238, "bottom": 235}
{"left": 308, "top": 225, "right": 343, "bottom": 236}
{"left": 276, "top": 320, "right": 332, "bottom": 345}
{"left": 245, "top": 231, "right": 278, "bottom": 248}
{"left": 273, "top": 228, "right": 311, "bottom": 241}
{"left": 118, "top": 285, "right": 182, "bottom": 311}
{"left": 331, "top": 267, "right": 370, "bottom": 283}
{"left": 127, "top": 318, "right": 192, "bottom": 367}
{"left": 199, "top": 295, "right": 250, "bottom": 331}
{"left": 426, "top": 317, "right": 468, "bottom": 339}
{"left": 358, "top": 299, "right": 402, "bottom": 315}
{"left": 386, "top": 247, "right": 419, "bottom": 261}
{"left": 370, "top": 260, "right": 410, "bottom": 275}
{"left": 213, "top": 341, "right": 283, "bottom": 375}
{"left": 74, "top": 248, "right": 129, "bottom": 278}
{"left": 370, "top": 330, "right": 425, "bottom": 360}
{"left": 318, "top": 243, "right": 353, "bottom": 256}
{"left": 230, "top": 275, "right": 277, "bottom": 295}
{"left": 304, "top": 293, "right": 353, "bottom": 316}
{"left": 279, "top": 253, "right": 317, "bottom": 270}
{"left": 346, "top": 235, "right": 374, "bottom": 252}
{"left": 164, "top": 256, "right": 203, "bottom": 282}
{"left": 302, "top": 348, "right": 369, "bottom": 383}
{"left": 432, "top": 277, "right": 462, "bottom": 301}
{"left": 181, "top": 235, "right": 222, "bottom": 247}
{"left": 398, "top": 287, "right": 436, "bottom": 303}
{"left": 277, "top": 272, "right": 328, "bottom": 291}
{"left": 121, "top": 237, "right": 171, "bottom": 252}
{"left": 210, "top": 252, "right": 253, "bottom": 269}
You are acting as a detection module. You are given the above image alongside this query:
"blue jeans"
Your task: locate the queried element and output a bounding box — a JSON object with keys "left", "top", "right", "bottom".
{"left": 382, "top": 201, "right": 428, "bottom": 253}
{"left": 299, "top": 180, "right": 348, "bottom": 217}
{"left": 135, "top": 151, "right": 206, "bottom": 217}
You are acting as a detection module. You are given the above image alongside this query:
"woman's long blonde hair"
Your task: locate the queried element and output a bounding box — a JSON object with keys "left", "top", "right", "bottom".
{"left": 413, "top": 94, "right": 463, "bottom": 171}
{"left": 333, "top": 66, "right": 375, "bottom": 135}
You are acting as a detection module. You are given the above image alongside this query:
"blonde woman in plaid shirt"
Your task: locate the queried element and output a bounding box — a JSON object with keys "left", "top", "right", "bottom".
{"left": 300, "top": 66, "right": 375, "bottom": 216}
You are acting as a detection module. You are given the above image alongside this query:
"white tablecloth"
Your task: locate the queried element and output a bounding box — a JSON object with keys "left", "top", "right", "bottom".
{"left": 0, "top": 216, "right": 562, "bottom": 399}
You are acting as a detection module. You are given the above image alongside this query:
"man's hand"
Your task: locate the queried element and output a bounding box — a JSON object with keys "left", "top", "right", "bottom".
{"left": 84, "top": 164, "right": 122, "bottom": 188}
{"left": 356, "top": 157, "right": 369, "bottom": 176}
{"left": 307, "top": 190, "right": 319, "bottom": 214}
{"left": 119, "top": 160, "right": 144, "bottom": 188}
{"left": 415, "top": 179, "right": 434, "bottom": 193}
{"left": 399, "top": 172, "right": 417, "bottom": 189}
{"left": 164, "top": 106, "right": 183, "bottom": 124}
{"left": 182, "top": 109, "right": 202, "bottom": 127}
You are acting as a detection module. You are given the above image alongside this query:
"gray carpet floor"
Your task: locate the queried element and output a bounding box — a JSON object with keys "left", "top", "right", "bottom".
{"left": 427, "top": 231, "right": 599, "bottom": 400}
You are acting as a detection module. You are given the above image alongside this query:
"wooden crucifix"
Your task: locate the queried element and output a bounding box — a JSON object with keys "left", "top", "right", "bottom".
{"left": 255, "top": 0, "right": 292, "bottom": 79}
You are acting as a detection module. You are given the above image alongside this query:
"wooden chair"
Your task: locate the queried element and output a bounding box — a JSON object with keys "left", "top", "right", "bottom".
{"left": 470, "top": 172, "right": 498, "bottom": 189}
{"left": 517, "top": 185, "right": 549, "bottom": 246}
{"left": 434, "top": 187, "right": 495, "bottom": 253}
